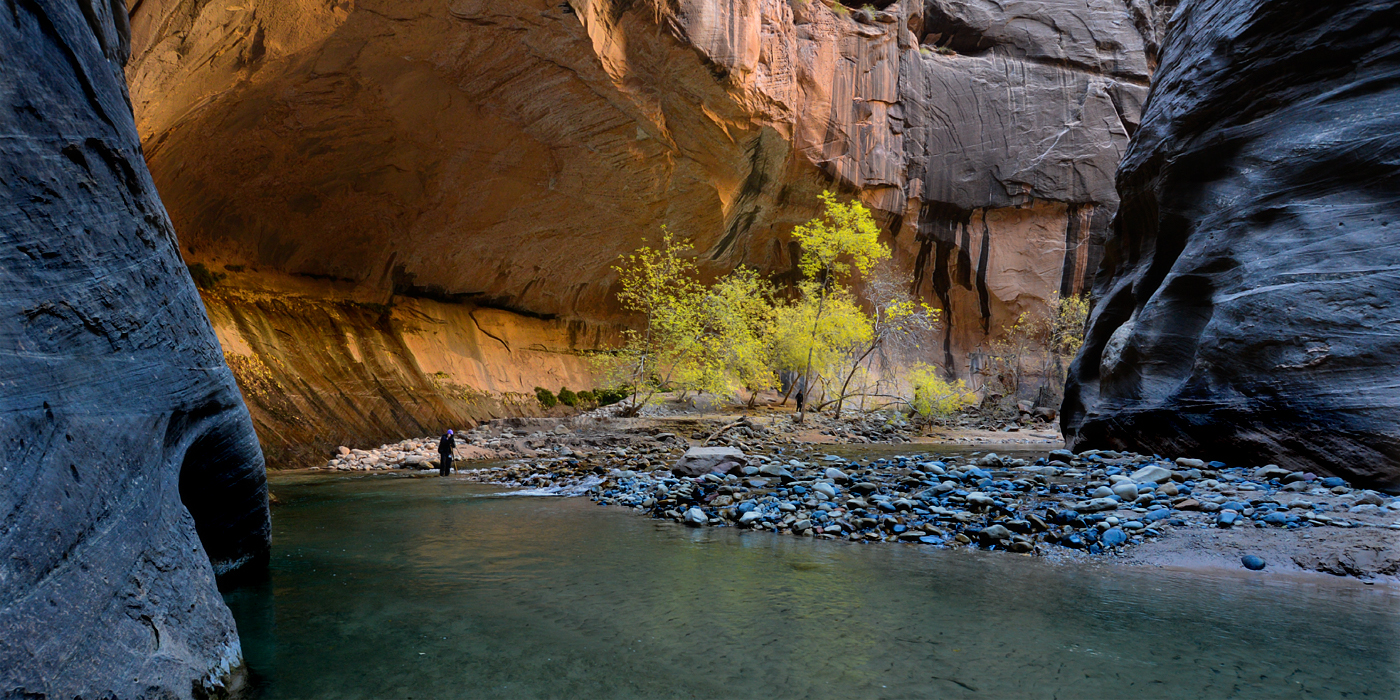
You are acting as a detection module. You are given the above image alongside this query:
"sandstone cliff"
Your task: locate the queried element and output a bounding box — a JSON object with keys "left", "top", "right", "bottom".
{"left": 0, "top": 0, "right": 268, "bottom": 696}
{"left": 1064, "top": 0, "right": 1400, "bottom": 491}
{"left": 125, "top": 0, "right": 1166, "bottom": 463}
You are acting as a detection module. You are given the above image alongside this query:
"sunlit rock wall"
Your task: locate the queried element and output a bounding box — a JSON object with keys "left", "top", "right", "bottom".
{"left": 0, "top": 0, "right": 268, "bottom": 695}
{"left": 125, "top": 0, "right": 1167, "bottom": 460}
{"left": 201, "top": 273, "right": 607, "bottom": 466}
{"left": 1063, "top": 0, "right": 1400, "bottom": 490}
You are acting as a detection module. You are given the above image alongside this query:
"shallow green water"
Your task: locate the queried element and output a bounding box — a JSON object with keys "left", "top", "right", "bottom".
{"left": 228, "top": 467, "right": 1400, "bottom": 699}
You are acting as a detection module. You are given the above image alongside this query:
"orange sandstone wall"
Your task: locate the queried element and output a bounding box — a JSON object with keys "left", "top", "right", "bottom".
{"left": 126, "top": 0, "right": 1167, "bottom": 462}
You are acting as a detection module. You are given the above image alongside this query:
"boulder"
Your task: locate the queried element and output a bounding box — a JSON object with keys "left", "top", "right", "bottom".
{"left": 673, "top": 447, "right": 747, "bottom": 477}
{"left": 1111, "top": 482, "right": 1140, "bottom": 501}
{"left": 1101, "top": 527, "right": 1129, "bottom": 547}
{"left": 1356, "top": 492, "right": 1386, "bottom": 507}
{"left": 1074, "top": 498, "right": 1120, "bottom": 513}
{"left": 980, "top": 525, "right": 1013, "bottom": 543}
{"left": 966, "top": 492, "right": 997, "bottom": 509}
{"left": 1130, "top": 465, "right": 1174, "bottom": 484}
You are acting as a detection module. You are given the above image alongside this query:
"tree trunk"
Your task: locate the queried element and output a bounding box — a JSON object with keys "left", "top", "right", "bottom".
{"left": 798, "top": 281, "right": 830, "bottom": 424}
{"left": 834, "top": 343, "right": 878, "bottom": 418}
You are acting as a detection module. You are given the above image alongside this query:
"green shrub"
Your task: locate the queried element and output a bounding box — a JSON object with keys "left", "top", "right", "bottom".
{"left": 558, "top": 387, "right": 578, "bottom": 407}
{"left": 187, "top": 262, "right": 225, "bottom": 290}
{"left": 594, "top": 387, "right": 627, "bottom": 406}
{"left": 576, "top": 390, "right": 595, "bottom": 404}
{"left": 534, "top": 387, "right": 558, "bottom": 408}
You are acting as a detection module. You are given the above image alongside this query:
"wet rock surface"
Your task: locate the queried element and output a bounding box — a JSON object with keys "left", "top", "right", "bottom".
{"left": 1064, "top": 0, "right": 1400, "bottom": 491}
{"left": 0, "top": 1, "right": 268, "bottom": 697}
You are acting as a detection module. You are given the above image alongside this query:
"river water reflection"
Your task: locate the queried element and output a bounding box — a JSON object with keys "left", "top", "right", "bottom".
{"left": 226, "top": 468, "right": 1400, "bottom": 699}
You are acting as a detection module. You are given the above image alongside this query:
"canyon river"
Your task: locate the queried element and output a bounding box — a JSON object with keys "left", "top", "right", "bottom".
{"left": 227, "top": 457, "right": 1400, "bottom": 699}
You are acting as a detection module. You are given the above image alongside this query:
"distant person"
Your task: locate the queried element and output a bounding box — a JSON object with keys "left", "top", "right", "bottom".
{"left": 795, "top": 390, "right": 805, "bottom": 414}
{"left": 438, "top": 429, "right": 455, "bottom": 476}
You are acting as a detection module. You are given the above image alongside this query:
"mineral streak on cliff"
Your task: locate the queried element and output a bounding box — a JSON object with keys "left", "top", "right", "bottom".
{"left": 125, "top": 0, "right": 1167, "bottom": 462}
{"left": 0, "top": 0, "right": 268, "bottom": 696}
{"left": 1064, "top": 0, "right": 1400, "bottom": 490}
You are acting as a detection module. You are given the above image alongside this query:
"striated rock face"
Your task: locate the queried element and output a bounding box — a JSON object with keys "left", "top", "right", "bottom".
{"left": 203, "top": 275, "right": 608, "bottom": 466}
{"left": 1064, "top": 0, "right": 1400, "bottom": 491}
{"left": 125, "top": 0, "right": 1166, "bottom": 461}
{"left": 0, "top": 0, "right": 268, "bottom": 696}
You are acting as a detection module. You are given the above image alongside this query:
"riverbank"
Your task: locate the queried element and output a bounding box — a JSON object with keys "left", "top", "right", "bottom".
{"left": 307, "top": 413, "right": 1400, "bottom": 584}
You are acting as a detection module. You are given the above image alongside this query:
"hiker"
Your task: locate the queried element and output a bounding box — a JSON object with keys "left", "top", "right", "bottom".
{"left": 795, "top": 390, "right": 805, "bottom": 414}
{"left": 438, "top": 429, "right": 455, "bottom": 476}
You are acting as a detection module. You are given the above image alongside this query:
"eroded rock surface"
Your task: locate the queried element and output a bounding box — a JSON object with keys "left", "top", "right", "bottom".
{"left": 123, "top": 0, "right": 1167, "bottom": 461}
{"left": 1064, "top": 0, "right": 1400, "bottom": 491}
{"left": 0, "top": 0, "right": 268, "bottom": 695}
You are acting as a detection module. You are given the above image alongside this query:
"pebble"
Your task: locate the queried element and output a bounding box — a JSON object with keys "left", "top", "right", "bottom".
{"left": 1111, "top": 481, "right": 1139, "bottom": 500}
{"left": 1130, "top": 465, "right": 1172, "bottom": 484}
{"left": 408, "top": 417, "right": 1388, "bottom": 568}
{"left": 1241, "top": 555, "right": 1267, "bottom": 571}
{"left": 1101, "top": 527, "right": 1128, "bottom": 547}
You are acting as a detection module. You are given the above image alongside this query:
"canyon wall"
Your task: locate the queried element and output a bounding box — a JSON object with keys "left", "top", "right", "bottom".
{"left": 1063, "top": 0, "right": 1400, "bottom": 490}
{"left": 0, "top": 0, "right": 268, "bottom": 696}
{"left": 202, "top": 274, "right": 605, "bottom": 466}
{"left": 125, "top": 0, "right": 1167, "bottom": 463}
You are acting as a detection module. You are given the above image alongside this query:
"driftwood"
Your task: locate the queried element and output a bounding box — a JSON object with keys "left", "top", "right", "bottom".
{"left": 703, "top": 418, "right": 752, "bottom": 446}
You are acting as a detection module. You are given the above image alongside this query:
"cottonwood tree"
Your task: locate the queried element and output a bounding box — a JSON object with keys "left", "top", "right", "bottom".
{"left": 789, "top": 191, "right": 890, "bottom": 422}
{"left": 981, "top": 292, "right": 1091, "bottom": 410}
{"left": 702, "top": 267, "right": 779, "bottom": 406}
{"left": 606, "top": 227, "right": 706, "bottom": 416}
{"left": 771, "top": 284, "right": 872, "bottom": 410}
{"left": 831, "top": 263, "right": 941, "bottom": 417}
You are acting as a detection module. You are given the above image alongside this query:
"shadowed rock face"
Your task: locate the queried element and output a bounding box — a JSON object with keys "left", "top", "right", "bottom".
{"left": 0, "top": 0, "right": 268, "bottom": 696}
{"left": 123, "top": 0, "right": 1167, "bottom": 463}
{"left": 1063, "top": 0, "right": 1400, "bottom": 491}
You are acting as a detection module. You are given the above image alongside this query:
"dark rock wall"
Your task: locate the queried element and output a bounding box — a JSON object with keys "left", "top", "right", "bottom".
{"left": 1063, "top": 0, "right": 1400, "bottom": 491}
{"left": 0, "top": 0, "right": 269, "bottom": 696}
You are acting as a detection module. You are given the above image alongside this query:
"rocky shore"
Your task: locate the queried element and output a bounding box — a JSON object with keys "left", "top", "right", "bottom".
{"left": 311, "top": 415, "right": 1400, "bottom": 582}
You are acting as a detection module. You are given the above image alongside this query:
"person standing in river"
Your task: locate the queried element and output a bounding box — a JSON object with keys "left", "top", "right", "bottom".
{"left": 438, "top": 429, "right": 455, "bottom": 476}
{"left": 795, "top": 390, "right": 805, "bottom": 415}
